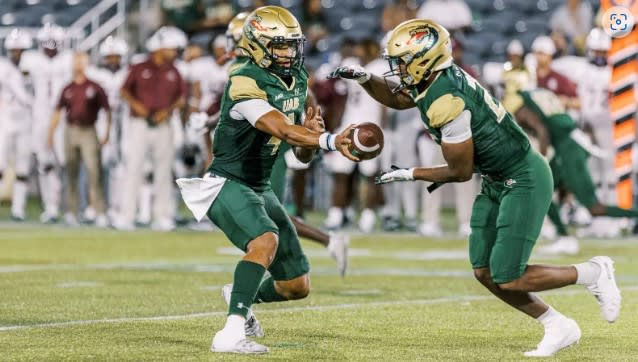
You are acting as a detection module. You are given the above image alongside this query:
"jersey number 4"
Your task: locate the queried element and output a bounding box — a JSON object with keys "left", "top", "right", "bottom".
{"left": 267, "top": 112, "right": 295, "bottom": 155}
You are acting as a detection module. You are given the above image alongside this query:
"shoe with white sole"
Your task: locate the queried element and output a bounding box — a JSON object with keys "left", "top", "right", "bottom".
{"left": 358, "top": 208, "right": 376, "bottom": 233}
{"left": 524, "top": 317, "right": 581, "bottom": 357}
{"left": 418, "top": 222, "right": 442, "bottom": 237}
{"left": 64, "top": 212, "right": 79, "bottom": 227}
{"left": 95, "top": 214, "right": 109, "bottom": 228}
{"left": 323, "top": 207, "right": 344, "bottom": 230}
{"left": 586, "top": 256, "right": 621, "bottom": 323}
{"left": 537, "top": 236, "right": 579, "bottom": 256}
{"left": 221, "top": 284, "right": 264, "bottom": 338}
{"left": 211, "top": 332, "right": 268, "bottom": 354}
{"left": 328, "top": 232, "right": 349, "bottom": 277}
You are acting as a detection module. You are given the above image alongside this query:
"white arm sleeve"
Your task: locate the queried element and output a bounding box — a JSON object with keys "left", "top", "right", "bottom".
{"left": 230, "top": 99, "right": 277, "bottom": 127}
{"left": 441, "top": 110, "right": 472, "bottom": 143}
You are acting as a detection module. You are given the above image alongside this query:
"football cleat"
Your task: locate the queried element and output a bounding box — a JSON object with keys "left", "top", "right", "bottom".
{"left": 524, "top": 317, "right": 581, "bottom": 357}
{"left": 64, "top": 212, "right": 79, "bottom": 227}
{"left": 211, "top": 331, "right": 268, "bottom": 354}
{"left": 358, "top": 208, "right": 376, "bottom": 233}
{"left": 221, "top": 284, "right": 264, "bottom": 338}
{"left": 323, "top": 207, "right": 344, "bottom": 230}
{"left": 586, "top": 256, "right": 621, "bottom": 323}
{"left": 328, "top": 232, "right": 349, "bottom": 277}
{"left": 418, "top": 222, "right": 443, "bottom": 237}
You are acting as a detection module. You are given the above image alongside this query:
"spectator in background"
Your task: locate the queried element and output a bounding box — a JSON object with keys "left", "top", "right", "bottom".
{"left": 417, "top": 0, "right": 472, "bottom": 33}
{"left": 47, "top": 52, "right": 111, "bottom": 227}
{"left": 117, "top": 29, "right": 186, "bottom": 231}
{"left": 550, "top": 0, "right": 593, "bottom": 55}
{"left": 303, "top": 0, "right": 329, "bottom": 60}
{"left": 501, "top": 40, "right": 535, "bottom": 104}
{"left": 382, "top": 0, "right": 418, "bottom": 33}
{"left": 532, "top": 36, "right": 580, "bottom": 111}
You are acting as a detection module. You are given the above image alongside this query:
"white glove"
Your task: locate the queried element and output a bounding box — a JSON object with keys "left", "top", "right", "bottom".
{"left": 188, "top": 112, "right": 209, "bottom": 135}
{"left": 375, "top": 165, "right": 415, "bottom": 184}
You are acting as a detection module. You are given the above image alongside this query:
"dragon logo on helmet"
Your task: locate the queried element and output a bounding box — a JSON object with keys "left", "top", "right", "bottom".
{"left": 407, "top": 26, "right": 438, "bottom": 49}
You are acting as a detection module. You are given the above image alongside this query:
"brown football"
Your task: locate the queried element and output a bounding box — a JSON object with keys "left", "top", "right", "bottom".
{"left": 348, "top": 122, "right": 384, "bottom": 160}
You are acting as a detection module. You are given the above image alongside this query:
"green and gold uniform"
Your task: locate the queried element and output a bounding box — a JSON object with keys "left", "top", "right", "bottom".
{"left": 206, "top": 60, "right": 310, "bottom": 281}
{"left": 228, "top": 55, "right": 290, "bottom": 202}
{"left": 411, "top": 65, "right": 553, "bottom": 283}
{"left": 517, "top": 89, "right": 597, "bottom": 207}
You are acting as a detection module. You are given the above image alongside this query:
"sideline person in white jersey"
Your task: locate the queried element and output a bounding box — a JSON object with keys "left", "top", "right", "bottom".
{"left": 578, "top": 28, "right": 620, "bottom": 238}
{"left": 20, "top": 23, "right": 73, "bottom": 223}
{"left": 323, "top": 38, "right": 388, "bottom": 232}
{"left": 0, "top": 29, "right": 33, "bottom": 221}
{"left": 87, "top": 36, "right": 129, "bottom": 222}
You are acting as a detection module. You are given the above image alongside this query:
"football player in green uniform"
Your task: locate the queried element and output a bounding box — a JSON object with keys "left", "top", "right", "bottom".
{"left": 504, "top": 87, "right": 638, "bottom": 255}
{"left": 190, "top": 11, "right": 349, "bottom": 276}
{"left": 329, "top": 19, "right": 621, "bottom": 357}
{"left": 181, "top": 6, "right": 357, "bottom": 354}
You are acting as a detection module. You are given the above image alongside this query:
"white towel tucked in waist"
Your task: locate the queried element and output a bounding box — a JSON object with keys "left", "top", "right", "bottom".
{"left": 176, "top": 175, "right": 227, "bottom": 222}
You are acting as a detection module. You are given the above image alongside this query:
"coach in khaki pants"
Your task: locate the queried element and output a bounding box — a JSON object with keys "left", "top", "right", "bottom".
{"left": 48, "top": 52, "right": 111, "bottom": 227}
{"left": 117, "top": 30, "right": 186, "bottom": 231}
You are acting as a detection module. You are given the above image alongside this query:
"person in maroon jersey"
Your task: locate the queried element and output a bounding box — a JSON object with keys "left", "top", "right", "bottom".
{"left": 117, "top": 29, "right": 186, "bottom": 231}
{"left": 47, "top": 52, "right": 111, "bottom": 227}
{"left": 531, "top": 36, "right": 580, "bottom": 111}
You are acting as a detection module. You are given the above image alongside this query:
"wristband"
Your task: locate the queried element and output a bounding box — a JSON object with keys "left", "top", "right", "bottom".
{"left": 356, "top": 72, "right": 371, "bottom": 84}
{"left": 328, "top": 134, "right": 336, "bottom": 151}
{"left": 319, "top": 132, "right": 337, "bottom": 151}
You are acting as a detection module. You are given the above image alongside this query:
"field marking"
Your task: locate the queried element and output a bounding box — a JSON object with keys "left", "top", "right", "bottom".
{"left": 2, "top": 286, "right": 636, "bottom": 332}
{"left": 56, "top": 281, "right": 103, "bottom": 288}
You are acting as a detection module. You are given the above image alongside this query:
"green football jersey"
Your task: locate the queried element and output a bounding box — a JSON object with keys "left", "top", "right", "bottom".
{"left": 410, "top": 64, "right": 530, "bottom": 176}
{"left": 227, "top": 55, "right": 250, "bottom": 74}
{"left": 518, "top": 89, "right": 577, "bottom": 147}
{"left": 210, "top": 60, "right": 308, "bottom": 190}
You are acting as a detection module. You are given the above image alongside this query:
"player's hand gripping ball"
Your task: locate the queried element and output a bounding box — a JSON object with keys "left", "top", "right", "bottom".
{"left": 348, "top": 122, "right": 384, "bottom": 160}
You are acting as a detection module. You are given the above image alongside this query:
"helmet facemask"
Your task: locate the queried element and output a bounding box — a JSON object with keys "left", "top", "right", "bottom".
{"left": 245, "top": 34, "right": 304, "bottom": 77}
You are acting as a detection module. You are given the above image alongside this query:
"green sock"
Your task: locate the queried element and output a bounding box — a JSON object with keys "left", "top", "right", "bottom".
{"left": 604, "top": 206, "right": 638, "bottom": 218}
{"left": 229, "top": 260, "right": 266, "bottom": 318}
{"left": 253, "top": 276, "right": 287, "bottom": 304}
{"left": 548, "top": 202, "right": 569, "bottom": 236}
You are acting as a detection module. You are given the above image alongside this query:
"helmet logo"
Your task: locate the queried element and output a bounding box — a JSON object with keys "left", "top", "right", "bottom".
{"left": 249, "top": 16, "right": 268, "bottom": 32}
{"left": 407, "top": 26, "right": 437, "bottom": 49}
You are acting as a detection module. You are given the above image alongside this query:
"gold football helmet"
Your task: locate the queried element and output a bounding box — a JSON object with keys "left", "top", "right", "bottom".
{"left": 226, "top": 12, "right": 248, "bottom": 51}
{"left": 384, "top": 19, "right": 452, "bottom": 92}
{"left": 239, "top": 6, "right": 305, "bottom": 76}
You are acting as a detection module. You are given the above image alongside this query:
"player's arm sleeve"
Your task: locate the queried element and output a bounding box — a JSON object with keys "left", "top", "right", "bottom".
{"left": 426, "top": 93, "right": 466, "bottom": 128}
{"left": 441, "top": 110, "right": 472, "bottom": 143}
{"left": 230, "top": 99, "right": 277, "bottom": 127}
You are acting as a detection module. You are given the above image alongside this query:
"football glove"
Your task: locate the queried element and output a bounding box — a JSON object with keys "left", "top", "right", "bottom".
{"left": 327, "top": 65, "right": 371, "bottom": 83}
{"left": 187, "top": 112, "right": 209, "bottom": 135}
{"left": 375, "top": 165, "right": 415, "bottom": 184}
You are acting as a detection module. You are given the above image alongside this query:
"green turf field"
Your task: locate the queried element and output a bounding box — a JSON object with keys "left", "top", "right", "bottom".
{"left": 1, "top": 225, "right": 636, "bottom": 361}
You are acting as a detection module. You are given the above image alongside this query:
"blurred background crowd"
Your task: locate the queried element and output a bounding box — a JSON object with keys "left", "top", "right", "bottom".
{"left": 0, "top": 0, "right": 636, "bottom": 241}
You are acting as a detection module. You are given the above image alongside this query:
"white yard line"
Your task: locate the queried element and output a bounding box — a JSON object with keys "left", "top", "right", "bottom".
{"left": 2, "top": 286, "right": 636, "bottom": 332}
